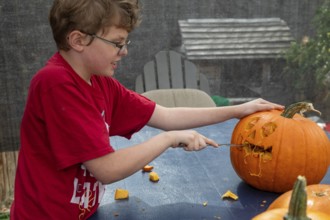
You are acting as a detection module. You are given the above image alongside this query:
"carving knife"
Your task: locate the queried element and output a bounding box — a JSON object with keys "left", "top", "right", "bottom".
{"left": 179, "top": 143, "right": 243, "bottom": 147}
{"left": 217, "top": 143, "right": 243, "bottom": 147}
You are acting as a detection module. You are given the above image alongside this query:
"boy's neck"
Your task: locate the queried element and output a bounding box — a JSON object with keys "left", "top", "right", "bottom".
{"left": 59, "top": 50, "right": 92, "bottom": 86}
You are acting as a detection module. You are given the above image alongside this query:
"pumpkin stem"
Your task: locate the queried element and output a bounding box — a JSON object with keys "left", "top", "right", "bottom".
{"left": 280, "top": 102, "right": 321, "bottom": 118}
{"left": 283, "top": 176, "right": 311, "bottom": 220}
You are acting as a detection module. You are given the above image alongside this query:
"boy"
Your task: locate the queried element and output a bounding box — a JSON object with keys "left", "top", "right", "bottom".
{"left": 10, "top": 0, "right": 283, "bottom": 219}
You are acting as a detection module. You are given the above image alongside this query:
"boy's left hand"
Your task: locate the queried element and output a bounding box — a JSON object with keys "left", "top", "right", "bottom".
{"left": 236, "top": 98, "right": 284, "bottom": 119}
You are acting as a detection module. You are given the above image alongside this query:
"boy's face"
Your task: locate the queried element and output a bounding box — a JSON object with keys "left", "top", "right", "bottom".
{"left": 81, "top": 26, "right": 129, "bottom": 78}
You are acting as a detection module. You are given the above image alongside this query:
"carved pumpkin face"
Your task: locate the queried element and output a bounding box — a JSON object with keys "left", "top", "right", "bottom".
{"left": 230, "top": 109, "right": 330, "bottom": 193}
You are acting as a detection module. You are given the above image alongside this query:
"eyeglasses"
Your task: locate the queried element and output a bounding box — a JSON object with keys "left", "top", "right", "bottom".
{"left": 90, "top": 34, "right": 130, "bottom": 55}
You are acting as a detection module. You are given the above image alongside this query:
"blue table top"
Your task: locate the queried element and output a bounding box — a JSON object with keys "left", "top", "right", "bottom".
{"left": 90, "top": 119, "right": 330, "bottom": 220}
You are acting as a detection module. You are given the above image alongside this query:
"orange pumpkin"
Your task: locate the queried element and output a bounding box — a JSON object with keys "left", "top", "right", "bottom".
{"left": 253, "top": 176, "right": 330, "bottom": 220}
{"left": 253, "top": 208, "right": 330, "bottom": 220}
{"left": 268, "top": 184, "right": 330, "bottom": 215}
{"left": 230, "top": 102, "right": 330, "bottom": 193}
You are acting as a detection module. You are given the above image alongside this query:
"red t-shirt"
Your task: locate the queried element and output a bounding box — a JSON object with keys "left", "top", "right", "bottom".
{"left": 11, "top": 52, "right": 155, "bottom": 220}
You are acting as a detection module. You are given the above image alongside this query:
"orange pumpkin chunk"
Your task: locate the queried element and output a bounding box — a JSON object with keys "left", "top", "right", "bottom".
{"left": 221, "top": 190, "right": 239, "bottom": 200}
{"left": 114, "top": 188, "right": 129, "bottom": 200}
{"left": 142, "top": 165, "right": 154, "bottom": 172}
{"left": 149, "top": 171, "right": 159, "bottom": 182}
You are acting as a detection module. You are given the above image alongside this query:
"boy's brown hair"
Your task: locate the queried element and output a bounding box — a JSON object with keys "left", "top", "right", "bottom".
{"left": 49, "top": 0, "right": 141, "bottom": 51}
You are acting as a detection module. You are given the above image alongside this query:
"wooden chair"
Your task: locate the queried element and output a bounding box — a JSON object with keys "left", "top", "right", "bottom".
{"left": 135, "top": 50, "right": 211, "bottom": 95}
{"left": 142, "top": 88, "right": 216, "bottom": 108}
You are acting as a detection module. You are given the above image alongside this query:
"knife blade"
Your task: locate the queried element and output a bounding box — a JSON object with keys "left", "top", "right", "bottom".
{"left": 217, "top": 143, "right": 243, "bottom": 147}
{"left": 178, "top": 143, "right": 243, "bottom": 148}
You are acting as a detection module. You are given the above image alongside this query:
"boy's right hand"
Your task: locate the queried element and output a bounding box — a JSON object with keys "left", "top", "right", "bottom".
{"left": 167, "top": 130, "right": 218, "bottom": 151}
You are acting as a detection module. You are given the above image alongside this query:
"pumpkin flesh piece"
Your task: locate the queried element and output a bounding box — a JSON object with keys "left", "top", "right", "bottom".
{"left": 114, "top": 189, "right": 129, "bottom": 200}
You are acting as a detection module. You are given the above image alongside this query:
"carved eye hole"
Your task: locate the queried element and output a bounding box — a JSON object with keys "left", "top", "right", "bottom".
{"left": 248, "top": 130, "right": 256, "bottom": 139}
{"left": 262, "top": 122, "right": 277, "bottom": 137}
{"left": 246, "top": 117, "right": 260, "bottom": 130}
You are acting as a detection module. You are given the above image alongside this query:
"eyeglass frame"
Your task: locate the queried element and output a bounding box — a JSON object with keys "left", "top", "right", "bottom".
{"left": 87, "top": 33, "right": 131, "bottom": 55}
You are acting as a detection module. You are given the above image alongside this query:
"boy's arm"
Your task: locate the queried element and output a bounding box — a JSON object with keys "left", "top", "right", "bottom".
{"left": 83, "top": 98, "right": 282, "bottom": 184}
{"left": 83, "top": 129, "right": 217, "bottom": 184}
{"left": 147, "top": 98, "right": 284, "bottom": 131}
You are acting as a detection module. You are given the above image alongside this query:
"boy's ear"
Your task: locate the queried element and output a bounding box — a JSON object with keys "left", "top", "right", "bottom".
{"left": 67, "top": 31, "right": 88, "bottom": 51}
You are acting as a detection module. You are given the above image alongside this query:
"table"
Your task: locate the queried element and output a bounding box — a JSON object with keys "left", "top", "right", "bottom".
{"left": 90, "top": 119, "right": 330, "bottom": 220}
